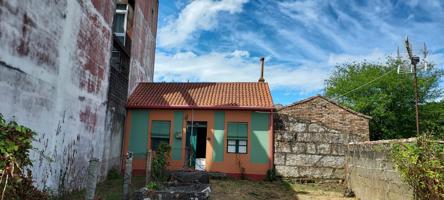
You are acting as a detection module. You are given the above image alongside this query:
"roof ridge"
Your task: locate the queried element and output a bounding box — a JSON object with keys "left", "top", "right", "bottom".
{"left": 279, "top": 95, "right": 372, "bottom": 119}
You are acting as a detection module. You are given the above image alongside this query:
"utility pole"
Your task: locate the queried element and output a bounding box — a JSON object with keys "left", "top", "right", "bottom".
{"left": 404, "top": 37, "right": 420, "bottom": 134}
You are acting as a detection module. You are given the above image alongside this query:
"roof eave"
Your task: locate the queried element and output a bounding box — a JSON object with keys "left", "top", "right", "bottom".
{"left": 126, "top": 105, "right": 274, "bottom": 111}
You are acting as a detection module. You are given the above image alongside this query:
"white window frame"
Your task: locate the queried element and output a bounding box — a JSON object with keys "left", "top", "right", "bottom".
{"left": 114, "top": 4, "right": 128, "bottom": 45}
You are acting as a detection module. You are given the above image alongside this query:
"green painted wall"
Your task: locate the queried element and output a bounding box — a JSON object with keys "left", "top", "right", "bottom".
{"left": 213, "top": 111, "right": 225, "bottom": 162}
{"left": 129, "top": 110, "right": 149, "bottom": 159}
{"left": 250, "top": 112, "right": 270, "bottom": 163}
{"left": 172, "top": 111, "right": 183, "bottom": 160}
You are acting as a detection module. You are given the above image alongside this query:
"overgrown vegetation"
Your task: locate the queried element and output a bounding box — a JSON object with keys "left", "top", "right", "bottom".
{"left": 325, "top": 58, "right": 443, "bottom": 139}
{"left": 391, "top": 134, "right": 444, "bottom": 200}
{"left": 151, "top": 142, "right": 171, "bottom": 182}
{"left": 265, "top": 167, "right": 277, "bottom": 182}
{"left": 0, "top": 114, "right": 49, "bottom": 200}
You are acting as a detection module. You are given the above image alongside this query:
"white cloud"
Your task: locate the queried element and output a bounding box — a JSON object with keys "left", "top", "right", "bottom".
{"left": 154, "top": 50, "right": 328, "bottom": 92}
{"left": 328, "top": 49, "right": 388, "bottom": 65}
{"left": 158, "top": 0, "right": 249, "bottom": 48}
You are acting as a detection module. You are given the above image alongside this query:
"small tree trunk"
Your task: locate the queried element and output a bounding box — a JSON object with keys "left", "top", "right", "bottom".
{"left": 123, "top": 152, "right": 133, "bottom": 200}
{"left": 85, "top": 158, "right": 99, "bottom": 200}
{"left": 145, "top": 150, "right": 152, "bottom": 185}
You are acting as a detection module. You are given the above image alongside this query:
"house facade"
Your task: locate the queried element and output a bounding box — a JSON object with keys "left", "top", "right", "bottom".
{"left": 122, "top": 82, "right": 274, "bottom": 179}
{"left": 274, "top": 95, "right": 371, "bottom": 180}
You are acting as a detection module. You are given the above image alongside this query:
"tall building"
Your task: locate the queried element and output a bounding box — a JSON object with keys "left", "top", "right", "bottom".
{"left": 0, "top": 0, "right": 158, "bottom": 192}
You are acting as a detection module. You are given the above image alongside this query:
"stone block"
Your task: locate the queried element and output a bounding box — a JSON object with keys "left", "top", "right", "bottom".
{"left": 296, "top": 132, "right": 311, "bottom": 142}
{"left": 291, "top": 142, "right": 306, "bottom": 154}
{"left": 286, "top": 154, "right": 322, "bottom": 166}
{"left": 317, "top": 143, "right": 331, "bottom": 154}
{"left": 319, "top": 156, "right": 345, "bottom": 168}
{"left": 306, "top": 143, "right": 316, "bottom": 154}
{"left": 275, "top": 165, "right": 299, "bottom": 177}
{"left": 275, "top": 141, "right": 291, "bottom": 153}
{"left": 274, "top": 153, "right": 286, "bottom": 165}
{"left": 308, "top": 123, "right": 325, "bottom": 132}
{"left": 289, "top": 122, "right": 307, "bottom": 132}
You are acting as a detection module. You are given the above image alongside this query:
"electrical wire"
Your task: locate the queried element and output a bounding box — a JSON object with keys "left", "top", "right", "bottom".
{"left": 332, "top": 68, "right": 397, "bottom": 100}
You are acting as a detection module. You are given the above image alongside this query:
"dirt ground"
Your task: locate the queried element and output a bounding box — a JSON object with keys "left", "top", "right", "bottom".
{"left": 63, "top": 177, "right": 353, "bottom": 200}
{"left": 211, "top": 179, "right": 353, "bottom": 200}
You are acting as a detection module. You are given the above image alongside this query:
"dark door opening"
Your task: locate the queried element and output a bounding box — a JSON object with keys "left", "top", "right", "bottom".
{"left": 186, "top": 121, "right": 207, "bottom": 167}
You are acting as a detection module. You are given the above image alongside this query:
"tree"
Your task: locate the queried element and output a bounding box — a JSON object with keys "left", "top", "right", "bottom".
{"left": 325, "top": 58, "right": 443, "bottom": 140}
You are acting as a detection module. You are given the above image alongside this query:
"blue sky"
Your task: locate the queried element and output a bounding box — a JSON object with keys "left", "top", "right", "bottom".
{"left": 154, "top": 0, "right": 444, "bottom": 105}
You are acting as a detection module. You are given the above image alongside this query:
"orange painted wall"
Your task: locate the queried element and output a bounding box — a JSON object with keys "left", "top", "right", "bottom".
{"left": 122, "top": 109, "right": 273, "bottom": 177}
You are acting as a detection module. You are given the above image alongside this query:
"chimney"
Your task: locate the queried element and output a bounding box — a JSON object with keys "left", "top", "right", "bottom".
{"left": 258, "top": 57, "right": 265, "bottom": 82}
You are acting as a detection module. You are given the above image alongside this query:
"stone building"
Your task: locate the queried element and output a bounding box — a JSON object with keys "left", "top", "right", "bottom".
{"left": 274, "top": 95, "right": 370, "bottom": 180}
{"left": 0, "top": 0, "right": 158, "bottom": 192}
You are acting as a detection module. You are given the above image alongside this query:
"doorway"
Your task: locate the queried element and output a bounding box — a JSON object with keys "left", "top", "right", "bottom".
{"left": 186, "top": 121, "right": 207, "bottom": 168}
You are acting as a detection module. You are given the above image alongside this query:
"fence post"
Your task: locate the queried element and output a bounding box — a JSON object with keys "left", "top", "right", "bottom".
{"left": 123, "top": 152, "right": 133, "bottom": 200}
{"left": 85, "top": 158, "right": 100, "bottom": 200}
{"left": 146, "top": 149, "right": 153, "bottom": 185}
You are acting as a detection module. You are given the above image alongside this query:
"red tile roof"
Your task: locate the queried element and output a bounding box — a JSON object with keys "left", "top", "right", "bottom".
{"left": 127, "top": 82, "right": 274, "bottom": 110}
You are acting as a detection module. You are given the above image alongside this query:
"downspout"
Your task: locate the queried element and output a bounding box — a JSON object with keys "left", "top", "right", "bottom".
{"left": 269, "top": 109, "right": 274, "bottom": 169}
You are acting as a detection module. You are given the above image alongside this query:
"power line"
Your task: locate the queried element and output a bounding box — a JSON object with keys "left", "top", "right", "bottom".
{"left": 332, "top": 68, "right": 397, "bottom": 100}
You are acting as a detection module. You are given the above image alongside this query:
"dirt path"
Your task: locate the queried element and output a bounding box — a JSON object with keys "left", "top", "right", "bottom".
{"left": 211, "top": 179, "right": 354, "bottom": 200}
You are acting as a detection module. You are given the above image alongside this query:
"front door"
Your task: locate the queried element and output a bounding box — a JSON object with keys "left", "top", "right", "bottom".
{"left": 186, "top": 121, "right": 207, "bottom": 168}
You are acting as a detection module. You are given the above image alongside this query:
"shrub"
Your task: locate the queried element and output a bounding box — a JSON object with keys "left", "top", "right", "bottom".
{"left": 151, "top": 142, "right": 171, "bottom": 182}
{"left": 265, "top": 167, "right": 277, "bottom": 182}
{"left": 391, "top": 134, "right": 444, "bottom": 200}
{"left": 0, "top": 114, "right": 49, "bottom": 200}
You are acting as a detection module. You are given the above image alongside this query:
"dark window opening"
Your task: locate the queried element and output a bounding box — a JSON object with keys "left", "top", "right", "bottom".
{"left": 195, "top": 126, "right": 207, "bottom": 158}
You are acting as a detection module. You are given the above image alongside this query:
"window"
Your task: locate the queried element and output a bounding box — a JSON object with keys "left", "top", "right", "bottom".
{"left": 227, "top": 123, "right": 248, "bottom": 154}
{"left": 151, "top": 121, "right": 171, "bottom": 151}
{"left": 113, "top": 4, "right": 128, "bottom": 44}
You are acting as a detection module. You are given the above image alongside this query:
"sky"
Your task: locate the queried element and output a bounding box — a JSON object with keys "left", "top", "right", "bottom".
{"left": 154, "top": 0, "right": 444, "bottom": 105}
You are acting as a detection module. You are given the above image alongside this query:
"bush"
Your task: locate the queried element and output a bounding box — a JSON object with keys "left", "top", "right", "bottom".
{"left": 391, "top": 134, "right": 444, "bottom": 200}
{"left": 265, "top": 167, "right": 277, "bottom": 182}
{"left": 0, "top": 114, "right": 49, "bottom": 199}
{"left": 151, "top": 142, "right": 171, "bottom": 182}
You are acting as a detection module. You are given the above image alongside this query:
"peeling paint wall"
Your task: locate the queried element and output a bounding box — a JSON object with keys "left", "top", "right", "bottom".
{"left": 0, "top": 0, "right": 157, "bottom": 192}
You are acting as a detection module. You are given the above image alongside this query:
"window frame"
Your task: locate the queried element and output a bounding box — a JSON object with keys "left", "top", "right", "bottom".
{"left": 227, "top": 139, "right": 248, "bottom": 154}
{"left": 150, "top": 120, "right": 171, "bottom": 151}
{"left": 113, "top": 4, "right": 128, "bottom": 45}
{"left": 226, "top": 122, "right": 248, "bottom": 154}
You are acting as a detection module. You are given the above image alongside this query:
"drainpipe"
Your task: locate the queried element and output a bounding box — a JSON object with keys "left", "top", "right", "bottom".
{"left": 269, "top": 110, "right": 274, "bottom": 169}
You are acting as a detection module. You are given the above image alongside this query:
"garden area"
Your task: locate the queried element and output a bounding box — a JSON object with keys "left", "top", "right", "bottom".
{"left": 62, "top": 175, "right": 350, "bottom": 200}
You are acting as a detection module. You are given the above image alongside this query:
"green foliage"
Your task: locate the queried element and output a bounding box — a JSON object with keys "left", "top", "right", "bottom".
{"left": 146, "top": 181, "right": 159, "bottom": 190}
{"left": 391, "top": 134, "right": 444, "bottom": 200}
{"left": 325, "top": 59, "right": 444, "bottom": 139}
{"left": 265, "top": 167, "right": 277, "bottom": 182}
{"left": 106, "top": 168, "right": 121, "bottom": 180}
{"left": 151, "top": 142, "right": 171, "bottom": 182}
{"left": 0, "top": 114, "right": 49, "bottom": 199}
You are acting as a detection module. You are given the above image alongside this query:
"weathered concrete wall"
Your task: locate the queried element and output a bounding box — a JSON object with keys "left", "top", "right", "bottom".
{"left": 274, "top": 96, "right": 370, "bottom": 180}
{"left": 346, "top": 139, "right": 414, "bottom": 200}
{"left": 0, "top": 0, "right": 157, "bottom": 192}
{"left": 127, "top": 0, "right": 158, "bottom": 94}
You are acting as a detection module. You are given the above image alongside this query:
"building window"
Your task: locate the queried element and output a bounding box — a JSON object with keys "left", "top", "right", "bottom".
{"left": 227, "top": 122, "right": 248, "bottom": 154}
{"left": 113, "top": 4, "right": 128, "bottom": 44}
{"left": 151, "top": 120, "right": 171, "bottom": 151}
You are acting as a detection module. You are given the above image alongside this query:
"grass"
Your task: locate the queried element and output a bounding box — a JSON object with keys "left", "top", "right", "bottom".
{"left": 61, "top": 176, "right": 353, "bottom": 200}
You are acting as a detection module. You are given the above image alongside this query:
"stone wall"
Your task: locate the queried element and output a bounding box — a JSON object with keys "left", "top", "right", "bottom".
{"left": 0, "top": 0, "right": 158, "bottom": 192}
{"left": 274, "top": 96, "right": 370, "bottom": 180}
{"left": 346, "top": 139, "right": 414, "bottom": 200}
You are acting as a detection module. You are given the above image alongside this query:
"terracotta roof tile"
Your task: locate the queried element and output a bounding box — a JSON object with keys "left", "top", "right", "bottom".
{"left": 127, "top": 82, "right": 274, "bottom": 110}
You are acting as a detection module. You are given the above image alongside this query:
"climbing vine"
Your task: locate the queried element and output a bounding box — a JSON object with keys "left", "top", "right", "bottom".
{"left": 0, "top": 114, "right": 49, "bottom": 199}
{"left": 391, "top": 134, "right": 444, "bottom": 200}
{"left": 151, "top": 142, "right": 171, "bottom": 182}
